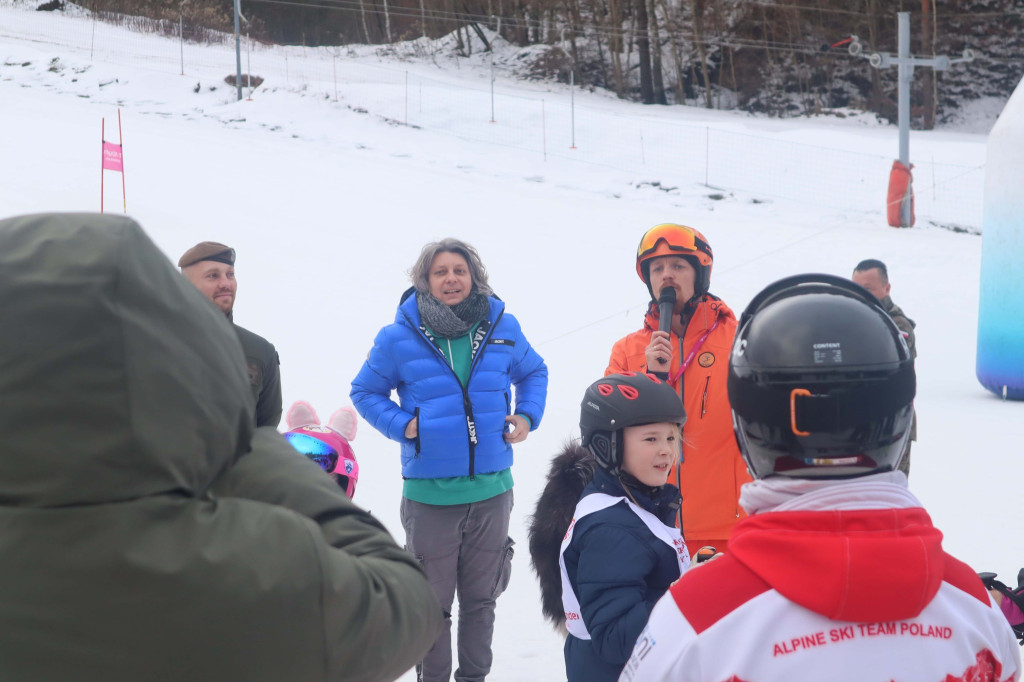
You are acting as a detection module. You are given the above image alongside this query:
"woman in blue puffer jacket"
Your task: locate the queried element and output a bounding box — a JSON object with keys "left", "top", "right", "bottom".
{"left": 351, "top": 238, "right": 548, "bottom": 682}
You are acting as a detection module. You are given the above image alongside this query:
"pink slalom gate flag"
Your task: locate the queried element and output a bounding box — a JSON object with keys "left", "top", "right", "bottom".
{"left": 100, "top": 110, "right": 127, "bottom": 213}
{"left": 102, "top": 141, "right": 123, "bottom": 172}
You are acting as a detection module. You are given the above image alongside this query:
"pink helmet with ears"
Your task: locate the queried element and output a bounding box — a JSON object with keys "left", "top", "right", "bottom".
{"left": 284, "top": 402, "right": 360, "bottom": 499}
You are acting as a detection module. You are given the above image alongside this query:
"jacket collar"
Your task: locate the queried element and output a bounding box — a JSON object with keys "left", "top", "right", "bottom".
{"left": 589, "top": 468, "right": 681, "bottom": 525}
{"left": 642, "top": 293, "right": 735, "bottom": 337}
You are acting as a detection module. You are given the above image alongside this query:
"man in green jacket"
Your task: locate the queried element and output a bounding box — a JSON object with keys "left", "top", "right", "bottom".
{"left": 179, "top": 240, "right": 283, "bottom": 428}
{"left": 853, "top": 258, "right": 918, "bottom": 477}
{"left": 0, "top": 213, "right": 442, "bottom": 682}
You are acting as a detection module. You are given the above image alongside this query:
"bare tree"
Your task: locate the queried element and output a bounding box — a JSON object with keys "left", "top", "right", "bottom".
{"left": 608, "top": 0, "right": 625, "bottom": 95}
{"left": 358, "top": 0, "right": 372, "bottom": 42}
{"left": 693, "top": 0, "right": 713, "bottom": 108}
{"left": 921, "top": 0, "right": 936, "bottom": 128}
{"left": 635, "top": 0, "right": 654, "bottom": 102}
{"left": 647, "top": 0, "right": 667, "bottom": 102}
{"left": 659, "top": 0, "right": 687, "bottom": 102}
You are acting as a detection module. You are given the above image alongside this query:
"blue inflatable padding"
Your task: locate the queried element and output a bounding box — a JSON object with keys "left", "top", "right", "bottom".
{"left": 977, "top": 76, "right": 1024, "bottom": 400}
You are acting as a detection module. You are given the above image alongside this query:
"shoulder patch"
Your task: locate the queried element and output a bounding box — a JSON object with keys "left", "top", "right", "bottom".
{"left": 670, "top": 555, "right": 771, "bottom": 634}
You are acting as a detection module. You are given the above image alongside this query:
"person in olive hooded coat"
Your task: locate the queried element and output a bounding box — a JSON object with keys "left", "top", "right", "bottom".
{"left": 0, "top": 213, "right": 442, "bottom": 682}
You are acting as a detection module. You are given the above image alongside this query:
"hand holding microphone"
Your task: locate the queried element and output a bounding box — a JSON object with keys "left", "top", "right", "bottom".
{"left": 648, "top": 287, "right": 676, "bottom": 379}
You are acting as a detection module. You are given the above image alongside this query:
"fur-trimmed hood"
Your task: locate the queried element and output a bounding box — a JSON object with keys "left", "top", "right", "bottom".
{"left": 528, "top": 442, "right": 595, "bottom": 632}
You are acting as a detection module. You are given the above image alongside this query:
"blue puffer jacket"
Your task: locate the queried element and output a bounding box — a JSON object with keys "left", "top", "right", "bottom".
{"left": 562, "top": 468, "right": 683, "bottom": 682}
{"left": 351, "top": 289, "right": 548, "bottom": 480}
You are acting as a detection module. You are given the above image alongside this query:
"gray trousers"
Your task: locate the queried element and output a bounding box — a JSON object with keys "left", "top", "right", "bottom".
{"left": 401, "top": 490, "right": 514, "bottom": 682}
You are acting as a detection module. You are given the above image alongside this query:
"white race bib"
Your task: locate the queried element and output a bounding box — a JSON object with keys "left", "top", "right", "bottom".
{"left": 558, "top": 492, "right": 690, "bottom": 639}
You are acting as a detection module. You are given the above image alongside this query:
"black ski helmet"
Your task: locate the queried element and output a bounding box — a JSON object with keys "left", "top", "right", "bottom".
{"left": 728, "top": 274, "right": 915, "bottom": 480}
{"left": 580, "top": 372, "right": 687, "bottom": 475}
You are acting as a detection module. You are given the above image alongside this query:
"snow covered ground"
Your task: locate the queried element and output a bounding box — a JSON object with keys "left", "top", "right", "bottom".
{"left": 3, "top": 4, "right": 1023, "bottom": 679}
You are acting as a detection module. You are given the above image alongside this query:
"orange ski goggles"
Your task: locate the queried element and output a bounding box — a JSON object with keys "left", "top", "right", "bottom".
{"left": 635, "top": 224, "right": 713, "bottom": 281}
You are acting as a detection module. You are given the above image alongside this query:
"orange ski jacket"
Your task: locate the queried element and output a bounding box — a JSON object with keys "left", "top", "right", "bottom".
{"left": 606, "top": 295, "right": 751, "bottom": 545}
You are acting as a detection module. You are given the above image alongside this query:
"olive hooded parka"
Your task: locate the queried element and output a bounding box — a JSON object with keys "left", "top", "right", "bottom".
{"left": 0, "top": 213, "right": 442, "bottom": 682}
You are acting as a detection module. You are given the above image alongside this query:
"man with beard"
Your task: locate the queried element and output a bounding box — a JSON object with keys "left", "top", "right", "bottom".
{"left": 180, "top": 241, "right": 282, "bottom": 428}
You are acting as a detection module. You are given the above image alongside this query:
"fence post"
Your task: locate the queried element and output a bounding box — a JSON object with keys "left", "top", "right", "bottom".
{"left": 490, "top": 50, "right": 496, "bottom": 123}
{"left": 542, "top": 100, "right": 547, "bottom": 161}
{"left": 704, "top": 126, "right": 710, "bottom": 186}
{"left": 569, "top": 67, "right": 576, "bottom": 149}
{"left": 179, "top": 0, "right": 186, "bottom": 75}
{"left": 245, "top": 28, "right": 252, "bottom": 99}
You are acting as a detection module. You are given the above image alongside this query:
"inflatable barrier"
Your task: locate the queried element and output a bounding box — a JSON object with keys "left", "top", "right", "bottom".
{"left": 977, "top": 76, "right": 1024, "bottom": 400}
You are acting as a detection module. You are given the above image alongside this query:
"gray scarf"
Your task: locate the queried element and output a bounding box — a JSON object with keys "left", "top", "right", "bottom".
{"left": 416, "top": 291, "right": 490, "bottom": 339}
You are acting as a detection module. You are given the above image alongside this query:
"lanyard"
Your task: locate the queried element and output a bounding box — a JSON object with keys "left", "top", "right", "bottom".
{"left": 670, "top": 319, "right": 720, "bottom": 383}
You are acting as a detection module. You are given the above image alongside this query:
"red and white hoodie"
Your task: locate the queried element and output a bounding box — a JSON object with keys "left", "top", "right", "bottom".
{"left": 620, "top": 473, "right": 1022, "bottom": 682}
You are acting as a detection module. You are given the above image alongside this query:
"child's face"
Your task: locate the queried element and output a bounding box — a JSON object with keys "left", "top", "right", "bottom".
{"left": 621, "top": 423, "right": 680, "bottom": 487}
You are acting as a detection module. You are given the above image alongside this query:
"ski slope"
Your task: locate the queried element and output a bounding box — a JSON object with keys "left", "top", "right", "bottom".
{"left": 2, "top": 3, "right": 1022, "bottom": 679}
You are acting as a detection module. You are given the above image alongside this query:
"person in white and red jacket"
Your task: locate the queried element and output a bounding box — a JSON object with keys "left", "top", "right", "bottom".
{"left": 620, "top": 274, "right": 1021, "bottom": 682}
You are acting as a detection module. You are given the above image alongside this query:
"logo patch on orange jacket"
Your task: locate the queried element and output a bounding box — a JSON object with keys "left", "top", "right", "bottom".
{"left": 698, "top": 351, "right": 716, "bottom": 368}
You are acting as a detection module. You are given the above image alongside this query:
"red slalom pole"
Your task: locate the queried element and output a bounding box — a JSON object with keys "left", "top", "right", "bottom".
{"left": 100, "top": 118, "right": 105, "bottom": 213}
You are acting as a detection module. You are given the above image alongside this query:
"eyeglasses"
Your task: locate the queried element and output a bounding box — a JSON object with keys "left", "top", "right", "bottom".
{"left": 284, "top": 432, "right": 339, "bottom": 473}
{"left": 637, "top": 224, "right": 709, "bottom": 262}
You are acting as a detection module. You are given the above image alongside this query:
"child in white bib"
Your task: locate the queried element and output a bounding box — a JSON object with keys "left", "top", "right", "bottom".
{"left": 539, "top": 372, "right": 689, "bottom": 682}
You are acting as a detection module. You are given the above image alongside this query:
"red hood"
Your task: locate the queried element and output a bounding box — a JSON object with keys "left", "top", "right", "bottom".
{"left": 728, "top": 508, "right": 945, "bottom": 622}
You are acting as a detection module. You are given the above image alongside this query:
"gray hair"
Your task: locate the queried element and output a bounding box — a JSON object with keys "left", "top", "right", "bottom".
{"left": 409, "top": 238, "right": 493, "bottom": 297}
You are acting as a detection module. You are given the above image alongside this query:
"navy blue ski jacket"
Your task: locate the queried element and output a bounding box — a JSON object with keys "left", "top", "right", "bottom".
{"left": 351, "top": 288, "right": 547, "bottom": 480}
{"left": 562, "top": 468, "right": 683, "bottom": 682}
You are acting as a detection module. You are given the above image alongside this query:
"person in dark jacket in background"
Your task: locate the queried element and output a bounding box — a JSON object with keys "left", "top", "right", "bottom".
{"left": 179, "top": 240, "right": 283, "bottom": 428}
{"left": 351, "top": 238, "right": 548, "bottom": 682}
{"left": 547, "top": 372, "right": 689, "bottom": 682}
{"left": 852, "top": 258, "right": 917, "bottom": 477}
{"left": 0, "top": 213, "right": 442, "bottom": 682}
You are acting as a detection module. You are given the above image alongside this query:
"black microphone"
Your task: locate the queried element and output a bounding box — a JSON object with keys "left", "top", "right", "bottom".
{"left": 653, "top": 287, "right": 676, "bottom": 378}
{"left": 658, "top": 287, "right": 677, "bottom": 334}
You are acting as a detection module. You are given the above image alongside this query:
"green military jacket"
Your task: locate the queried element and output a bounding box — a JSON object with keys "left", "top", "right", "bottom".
{"left": 881, "top": 295, "right": 917, "bottom": 359}
{"left": 232, "top": 318, "right": 283, "bottom": 428}
{"left": 0, "top": 213, "right": 441, "bottom": 682}
{"left": 881, "top": 295, "right": 917, "bottom": 441}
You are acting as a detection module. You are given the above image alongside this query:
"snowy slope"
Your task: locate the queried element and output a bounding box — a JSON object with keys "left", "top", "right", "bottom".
{"left": 3, "top": 4, "right": 1023, "bottom": 680}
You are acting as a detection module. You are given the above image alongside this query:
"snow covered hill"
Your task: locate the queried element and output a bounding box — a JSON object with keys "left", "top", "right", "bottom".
{"left": 3, "top": 4, "right": 1023, "bottom": 680}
